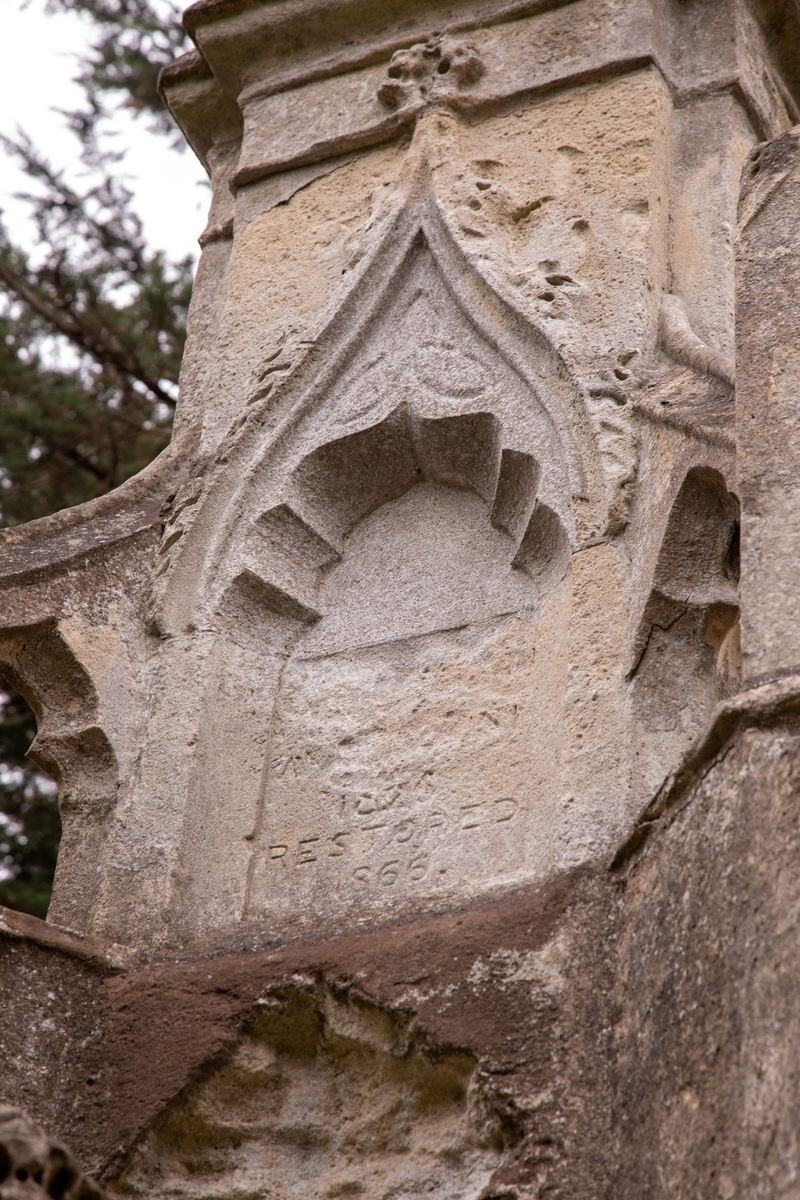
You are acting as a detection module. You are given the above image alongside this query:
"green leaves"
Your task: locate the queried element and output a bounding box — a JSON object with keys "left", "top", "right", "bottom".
{"left": 47, "top": 0, "right": 189, "bottom": 133}
{"left": 0, "top": 40, "right": 194, "bottom": 525}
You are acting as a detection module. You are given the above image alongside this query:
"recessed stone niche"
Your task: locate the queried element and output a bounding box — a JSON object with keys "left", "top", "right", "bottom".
{"left": 225, "top": 406, "right": 572, "bottom": 930}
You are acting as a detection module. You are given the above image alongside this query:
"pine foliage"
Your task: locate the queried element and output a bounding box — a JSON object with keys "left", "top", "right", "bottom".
{"left": 0, "top": 681, "right": 60, "bottom": 919}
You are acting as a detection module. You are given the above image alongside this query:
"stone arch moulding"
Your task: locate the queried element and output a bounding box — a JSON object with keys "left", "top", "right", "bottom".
{"left": 151, "top": 195, "right": 611, "bottom": 940}
{"left": 163, "top": 400, "right": 575, "bottom": 939}
{"left": 626, "top": 456, "right": 740, "bottom": 670}
{"left": 151, "top": 194, "right": 609, "bottom": 638}
{"left": 0, "top": 620, "right": 118, "bottom": 928}
{"left": 628, "top": 465, "right": 741, "bottom": 796}
{"left": 214, "top": 404, "right": 570, "bottom": 647}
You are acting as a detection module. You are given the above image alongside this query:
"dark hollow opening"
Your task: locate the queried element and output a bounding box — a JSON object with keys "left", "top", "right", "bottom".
{"left": 0, "top": 673, "right": 61, "bottom": 919}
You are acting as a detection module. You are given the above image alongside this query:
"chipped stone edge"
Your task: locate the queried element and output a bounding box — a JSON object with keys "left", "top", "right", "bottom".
{"left": 611, "top": 673, "right": 800, "bottom": 874}
{"left": 0, "top": 424, "right": 199, "bottom": 585}
{"left": 0, "top": 906, "right": 134, "bottom": 973}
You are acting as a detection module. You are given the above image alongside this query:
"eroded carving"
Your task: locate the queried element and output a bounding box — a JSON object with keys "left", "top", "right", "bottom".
{"left": 224, "top": 407, "right": 562, "bottom": 638}
{"left": 200, "top": 406, "right": 571, "bottom": 927}
{"left": 378, "top": 38, "right": 485, "bottom": 111}
{"left": 132, "top": 198, "right": 632, "bottom": 941}
{"left": 152, "top": 199, "right": 608, "bottom": 645}
{"left": 630, "top": 467, "right": 740, "bottom": 791}
{"left": 659, "top": 294, "right": 735, "bottom": 386}
{"left": 0, "top": 622, "right": 118, "bottom": 926}
{"left": 0, "top": 1108, "right": 105, "bottom": 1200}
{"left": 585, "top": 385, "right": 638, "bottom": 535}
{"left": 108, "top": 984, "right": 514, "bottom": 1200}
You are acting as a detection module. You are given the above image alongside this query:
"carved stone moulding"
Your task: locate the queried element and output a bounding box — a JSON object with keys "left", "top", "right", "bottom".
{"left": 161, "top": 0, "right": 800, "bottom": 192}
{"left": 127, "top": 201, "right": 602, "bottom": 943}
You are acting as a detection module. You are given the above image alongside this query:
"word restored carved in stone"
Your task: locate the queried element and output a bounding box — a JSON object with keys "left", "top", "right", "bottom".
{"left": 248, "top": 623, "right": 535, "bottom": 924}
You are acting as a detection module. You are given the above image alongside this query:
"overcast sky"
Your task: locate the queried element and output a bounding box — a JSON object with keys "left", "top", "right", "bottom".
{"left": 0, "top": 0, "right": 207, "bottom": 263}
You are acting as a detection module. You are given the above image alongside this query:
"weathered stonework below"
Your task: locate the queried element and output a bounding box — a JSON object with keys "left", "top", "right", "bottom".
{"left": 115, "top": 986, "right": 512, "bottom": 1200}
{"left": 7, "top": 675, "right": 800, "bottom": 1199}
{"left": 2, "top": 0, "right": 800, "bottom": 1196}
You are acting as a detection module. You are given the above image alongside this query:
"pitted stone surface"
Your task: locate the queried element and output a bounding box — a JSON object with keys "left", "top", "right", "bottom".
{"left": 0, "top": 1109, "right": 105, "bottom": 1200}
{"left": 110, "top": 987, "right": 510, "bottom": 1200}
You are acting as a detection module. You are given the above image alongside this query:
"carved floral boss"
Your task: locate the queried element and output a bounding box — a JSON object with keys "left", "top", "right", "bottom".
{"left": 378, "top": 38, "right": 485, "bottom": 111}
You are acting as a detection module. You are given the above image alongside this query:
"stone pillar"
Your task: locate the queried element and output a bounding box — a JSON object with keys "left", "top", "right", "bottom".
{"left": 736, "top": 126, "right": 800, "bottom": 684}
{"left": 1, "top": 4, "right": 800, "bottom": 1199}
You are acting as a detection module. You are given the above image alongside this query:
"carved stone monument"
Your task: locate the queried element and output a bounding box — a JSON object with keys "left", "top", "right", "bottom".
{"left": 3, "top": 2, "right": 800, "bottom": 1197}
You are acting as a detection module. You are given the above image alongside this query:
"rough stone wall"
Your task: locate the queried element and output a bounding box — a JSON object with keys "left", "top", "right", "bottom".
{"left": 615, "top": 706, "right": 800, "bottom": 1198}
{"left": 7, "top": 693, "right": 800, "bottom": 1200}
{"left": 0, "top": 874, "right": 616, "bottom": 1198}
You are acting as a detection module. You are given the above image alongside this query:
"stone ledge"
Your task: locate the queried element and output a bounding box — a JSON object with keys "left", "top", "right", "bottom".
{"left": 0, "top": 906, "right": 131, "bottom": 972}
{"left": 0, "top": 425, "right": 197, "bottom": 586}
{"left": 161, "top": 0, "right": 800, "bottom": 191}
{"left": 612, "top": 672, "right": 800, "bottom": 872}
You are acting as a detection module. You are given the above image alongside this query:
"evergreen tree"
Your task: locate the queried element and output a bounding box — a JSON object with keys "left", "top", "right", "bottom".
{"left": 0, "top": 682, "right": 59, "bottom": 919}
{"left": 0, "top": 0, "right": 192, "bottom": 917}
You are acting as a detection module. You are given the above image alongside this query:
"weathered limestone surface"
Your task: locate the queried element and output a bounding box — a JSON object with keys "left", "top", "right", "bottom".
{"left": 614, "top": 686, "right": 800, "bottom": 1199}
{"left": 737, "top": 125, "right": 800, "bottom": 682}
{"left": 2, "top": 0, "right": 800, "bottom": 1195}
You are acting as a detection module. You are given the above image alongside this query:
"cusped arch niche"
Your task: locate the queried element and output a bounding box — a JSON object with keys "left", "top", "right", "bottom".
{"left": 155, "top": 203, "right": 605, "bottom": 641}
{"left": 0, "top": 620, "right": 117, "bottom": 930}
{"left": 213, "top": 406, "right": 572, "bottom": 929}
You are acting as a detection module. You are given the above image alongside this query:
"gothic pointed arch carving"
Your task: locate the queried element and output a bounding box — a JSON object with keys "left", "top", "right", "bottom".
{"left": 166, "top": 399, "right": 576, "bottom": 935}
{"left": 0, "top": 621, "right": 118, "bottom": 927}
{"left": 146, "top": 194, "right": 620, "bottom": 937}
{"left": 151, "top": 196, "right": 609, "bottom": 638}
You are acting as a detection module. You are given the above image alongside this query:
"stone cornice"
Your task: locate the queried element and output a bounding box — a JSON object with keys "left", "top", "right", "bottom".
{"left": 0, "top": 905, "right": 130, "bottom": 971}
{"left": 0, "top": 423, "right": 198, "bottom": 586}
{"left": 161, "top": 0, "right": 800, "bottom": 182}
{"left": 180, "top": 0, "right": 572, "bottom": 97}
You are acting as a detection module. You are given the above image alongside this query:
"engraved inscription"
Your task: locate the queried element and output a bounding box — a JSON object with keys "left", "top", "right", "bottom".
{"left": 262, "top": 798, "right": 518, "bottom": 887}
{"left": 247, "top": 614, "right": 562, "bottom": 923}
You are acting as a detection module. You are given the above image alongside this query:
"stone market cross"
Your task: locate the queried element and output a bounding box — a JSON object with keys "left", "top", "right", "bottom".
{"left": 2, "top": 3, "right": 800, "bottom": 1197}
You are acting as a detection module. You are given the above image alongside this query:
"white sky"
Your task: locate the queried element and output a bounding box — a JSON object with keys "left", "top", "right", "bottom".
{"left": 0, "top": 0, "right": 208, "bottom": 263}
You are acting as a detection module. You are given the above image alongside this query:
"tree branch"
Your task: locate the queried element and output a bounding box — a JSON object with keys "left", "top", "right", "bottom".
{"left": 0, "top": 258, "right": 176, "bottom": 407}
{"left": 62, "top": 445, "right": 114, "bottom": 484}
